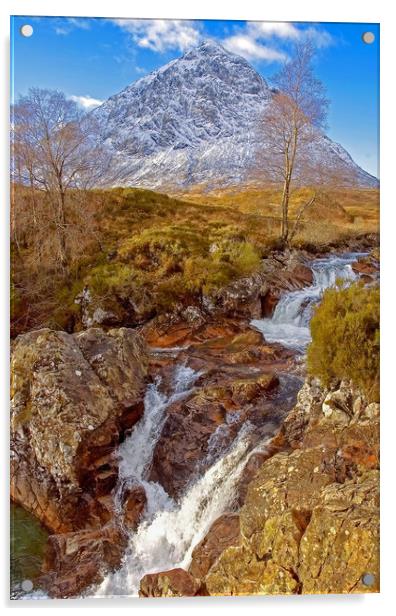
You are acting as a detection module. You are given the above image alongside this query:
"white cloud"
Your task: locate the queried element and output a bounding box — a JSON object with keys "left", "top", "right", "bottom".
{"left": 248, "top": 21, "right": 333, "bottom": 47}
{"left": 248, "top": 22, "right": 301, "bottom": 40}
{"left": 54, "top": 26, "right": 69, "bottom": 36}
{"left": 70, "top": 95, "right": 104, "bottom": 110}
{"left": 54, "top": 18, "right": 91, "bottom": 36}
{"left": 222, "top": 21, "right": 332, "bottom": 64}
{"left": 304, "top": 27, "right": 333, "bottom": 48}
{"left": 112, "top": 19, "right": 201, "bottom": 53}
{"left": 108, "top": 18, "right": 332, "bottom": 66}
{"left": 223, "top": 35, "right": 287, "bottom": 62}
{"left": 67, "top": 18, "right": 91, "bottom": 30}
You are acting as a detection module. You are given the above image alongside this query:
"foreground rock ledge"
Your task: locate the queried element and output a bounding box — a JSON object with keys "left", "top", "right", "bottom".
{"left": 143, "top": 379, "right": 379, "bottom": 597}
{"left": 10, "top": 327, "right": 148, "bottom": 596}
{"left": 139, "top": 568, "right": 202, "bottom": 598}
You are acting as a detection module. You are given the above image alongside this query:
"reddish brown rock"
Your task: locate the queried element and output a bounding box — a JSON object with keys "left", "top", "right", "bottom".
{"left": 121, "top": 484, "right": 147, "bottom": 530}
{"left": 149, "top": 371, "right": 280, "bottom": 498}
{"left": 189, "top": 514, "right": 240, "bottom": 579}
{"left": 260, "top": 290, "right": 279, "bottom": 317}
{"left": 352, "top": 258, "right": 379, "bottom": 276}
{"left": 10, "top": 327, "right": 148, "bottom": 533}
{"left": 185, "top": 327, "right": 294, "bottom": 372}
{"left": 142, "top": 316, "right": 247, "bottom": 349}
{"left": 139, "top": 568, "right": 201, "bottom": 598}
{"left": 39, "top": 524, "right": 127, "bottom": 598}
{"left": 260, "top": 259, "right": 314, "bottom": 317}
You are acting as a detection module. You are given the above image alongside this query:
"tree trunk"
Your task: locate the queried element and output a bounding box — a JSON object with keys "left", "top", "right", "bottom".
{"left": 280, "top": 128, "right": 298, "bottom": 246}
{"left": 289, "top": 193, "right": 316, "bottom": 243}
{"left": 55, "top": 191, "right": 68, "bottom": 272}
{"left": 29, "top": 178, "right": 43, "bottom": 267}
{"left": 280, "top": 177, "right": 291, "bottom": 244}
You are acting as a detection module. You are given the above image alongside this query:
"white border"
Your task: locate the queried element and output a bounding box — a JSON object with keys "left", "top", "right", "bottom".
{"left": 1, "top": 1, "right": 394, "bottom": 614}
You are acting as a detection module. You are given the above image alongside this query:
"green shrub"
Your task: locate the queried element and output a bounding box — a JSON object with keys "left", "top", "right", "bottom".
{"left": 211, "top": 239, "right": 261, "bottom": 275}
{"left": 307, "top": 282, "right": 379, "bottom": 401}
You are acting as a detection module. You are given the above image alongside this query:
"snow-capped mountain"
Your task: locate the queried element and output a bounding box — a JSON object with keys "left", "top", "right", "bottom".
{"left": 94, "top": 40, "right": 378, "bottom": 190}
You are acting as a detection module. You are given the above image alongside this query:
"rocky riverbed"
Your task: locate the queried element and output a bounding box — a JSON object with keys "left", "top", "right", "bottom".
{"left": 10, "top": 244, "right": 379, "bottom": 598}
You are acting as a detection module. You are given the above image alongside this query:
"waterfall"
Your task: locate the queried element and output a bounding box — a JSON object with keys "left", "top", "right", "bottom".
{"left": 97, "top": 423, "right": 255, "bottom": 597}
{"left": 96, "top": 368, "right": 299, "bottom": 598}
{"left": 94, "top": 252, "right": 364, "bottom": 599}
{"left": 251, "top": 252, "right": 365, "bottom": 352}
{"left": 114, "top": 364, "right": 201, "bottom": 521}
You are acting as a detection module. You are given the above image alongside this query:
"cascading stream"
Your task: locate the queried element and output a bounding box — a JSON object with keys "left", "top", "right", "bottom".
{"left": 114, "top": 364, "right": 200, "bottom": 520}
{"left": 95, "top": 251, "right": 365, "bottom": 599}
{"left": 98, "top": 422, "right": 255, "bottom": 597}
{"left": 251, "top": 252, "right": 366, "bottom": 352}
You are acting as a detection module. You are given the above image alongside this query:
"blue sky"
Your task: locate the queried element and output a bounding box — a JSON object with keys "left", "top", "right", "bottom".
{"left": 11, "top": 17, "right": 379, "bottom": 177}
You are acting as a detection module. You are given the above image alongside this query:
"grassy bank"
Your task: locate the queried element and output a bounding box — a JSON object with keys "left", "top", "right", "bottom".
{"left": 174, "top": 186, "right": 379, "bottom": 249}
{"left": 11, "top": 185, "right": 379, "bottom": 336}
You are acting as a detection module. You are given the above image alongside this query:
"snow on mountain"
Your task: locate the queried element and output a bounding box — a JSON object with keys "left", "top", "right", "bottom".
{"left": 94, "top": 40, "right": 378, "bottom": 190}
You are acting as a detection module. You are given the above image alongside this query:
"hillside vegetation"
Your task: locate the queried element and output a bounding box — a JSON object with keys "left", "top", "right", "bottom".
{"left": 307, "top": 281, "right": 380, "bottom": 401}
{"left": 175, "top": 186, "right": 379, "bottom": 248}
{"left": 11, "top": 185, "right": 379, "bottom": 337}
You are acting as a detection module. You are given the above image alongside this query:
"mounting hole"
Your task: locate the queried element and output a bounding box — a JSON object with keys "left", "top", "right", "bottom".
{"left": 20, "top": 24, "right": 33, "bottom": 38}
{"left": 21, "top": 579, "right": 33, "bottom": 592}
{"left": 362, "top": 572, "right": 375, "bottom": 587}
{"left": 362, "top": 31, "right": 375, "bottom": 44}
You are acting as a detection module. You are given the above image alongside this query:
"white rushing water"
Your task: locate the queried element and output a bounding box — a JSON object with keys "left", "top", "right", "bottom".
{"left": 251, "top": 253, "right": 365, "bottom": 352}
{"left": 97, "top": 367, "right": 299, "bottom": 598}
{"left": 114, "top": 364, "right": 200, "bottom": 521}
{"left": 98, "top": 422, "right": 255, "bottom": 597}
{"left": 95, "top": 252, "right": 364, "bottom": 598}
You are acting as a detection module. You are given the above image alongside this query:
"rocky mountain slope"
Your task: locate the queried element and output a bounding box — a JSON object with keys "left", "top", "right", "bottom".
{"left": 94, "top": 40, "right": 378, "bottom": 190}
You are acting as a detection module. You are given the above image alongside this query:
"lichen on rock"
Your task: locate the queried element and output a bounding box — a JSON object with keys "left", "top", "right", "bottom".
{"left": 201, "top": 378, "right": 380, "bottom": 596}
{"left": 10, "top": 326, "right": 149, "bottom": 596}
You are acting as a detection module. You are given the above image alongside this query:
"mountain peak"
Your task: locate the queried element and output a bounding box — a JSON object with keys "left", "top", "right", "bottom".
{"left": 95, "top": 41, "right": 377, "bottom": 190}
{"left": 192, "top": 39, "right": 229, "bottom": 55}
{"left": 183, "top": 39, "right": 240, "bottom": 62}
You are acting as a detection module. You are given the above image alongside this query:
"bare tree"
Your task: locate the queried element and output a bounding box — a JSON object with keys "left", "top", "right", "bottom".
{"left": 259, "top": 42, "right": 329, "bottom": 245}
{"left": 11, "top": 88, "right": 108, "bottom": 271}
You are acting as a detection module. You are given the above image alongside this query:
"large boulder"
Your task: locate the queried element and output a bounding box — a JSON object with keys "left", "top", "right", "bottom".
{"left": 10, "top": 327, "right": 148, "bottom": 533}
{"left": 139, "top": 568, "right": 201, "bottom": 598}
{"left": 189, "top": 513, "right": 240, "bottom": 580}
{"left": 205, "top": 471, "right": 378, "bottom": 596}
{"left": 201, "top": 379, "right": 380, "bottom": 596}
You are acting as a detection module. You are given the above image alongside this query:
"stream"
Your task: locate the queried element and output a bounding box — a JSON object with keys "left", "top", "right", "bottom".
{"left": 94, "top": 251, "right": 365, "bottom": 598}
{"left": 251, "top": 253, "right": 364, "bottom": 352}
